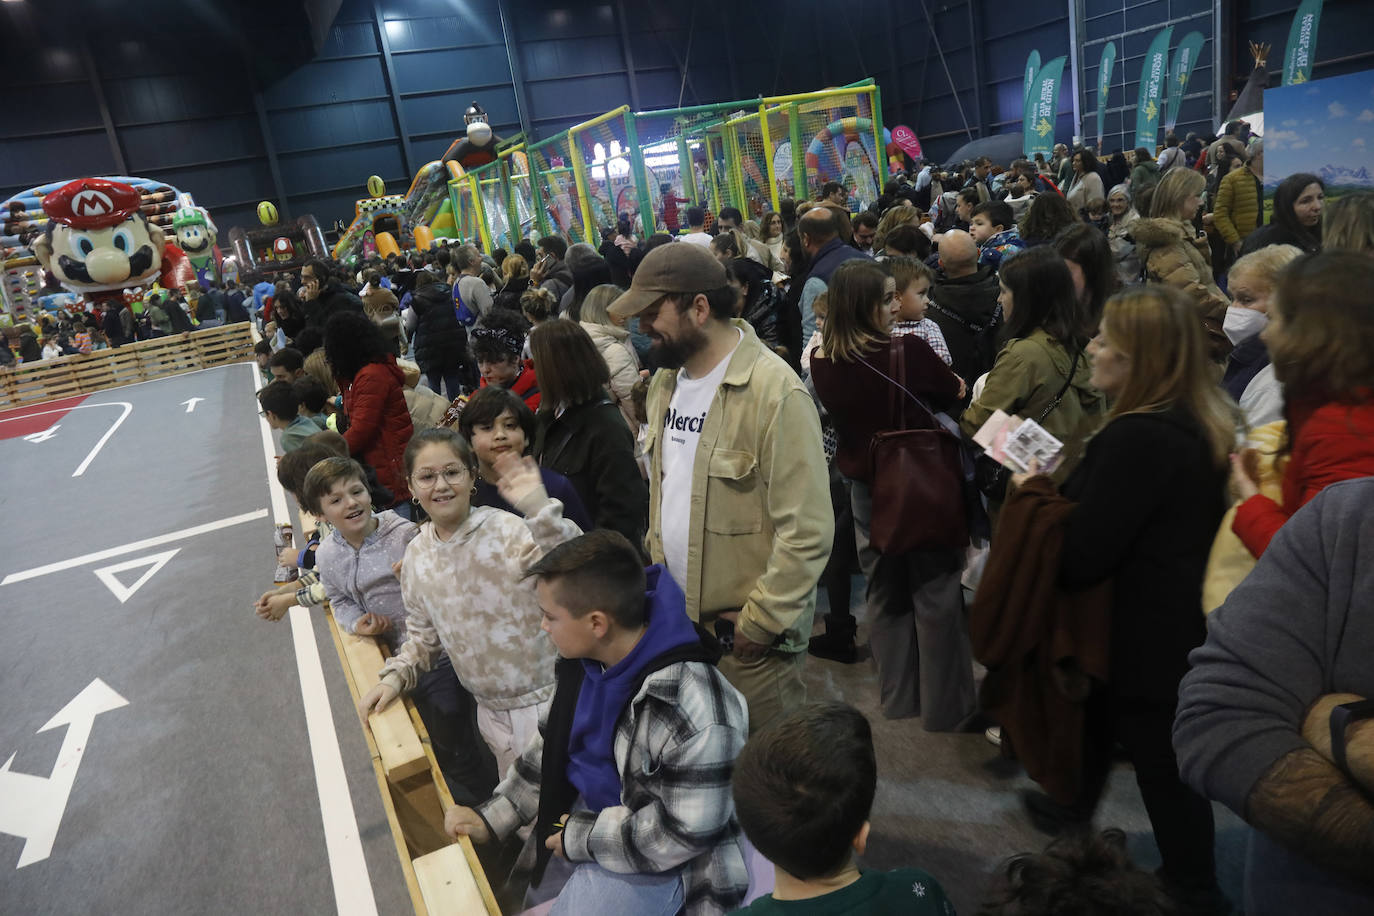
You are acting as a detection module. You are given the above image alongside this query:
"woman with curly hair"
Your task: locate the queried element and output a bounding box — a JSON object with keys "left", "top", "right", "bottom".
{"left": 324, "top": 311, "right": 414, "bottom": 506}
{"left": 472, "top": 307, "right": 540, "bottom": 411}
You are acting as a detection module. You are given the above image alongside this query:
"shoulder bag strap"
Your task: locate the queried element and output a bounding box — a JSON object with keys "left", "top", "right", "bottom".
{"left": 1035, "top": 346, "right": 1082, "bottom": 424}
{"left": 860, "top": 340, "right": 939, "bottom": 428}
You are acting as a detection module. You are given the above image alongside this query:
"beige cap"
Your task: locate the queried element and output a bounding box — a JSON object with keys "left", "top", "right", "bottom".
{"left": 608, "top": 241, "right": 728, "bottom": 318}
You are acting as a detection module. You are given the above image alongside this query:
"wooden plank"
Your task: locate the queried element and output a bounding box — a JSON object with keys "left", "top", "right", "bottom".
{"left": 412, "top": 844, "right": 492, "bottom": 916}
{"left": 403, "top": 707, "right": 503, "bottom": 915}
{"left": 339, "top": 631, "right": 429, "bottom": 783}
{"left": 325, "top": 612, "right": 431, "bottom": 916}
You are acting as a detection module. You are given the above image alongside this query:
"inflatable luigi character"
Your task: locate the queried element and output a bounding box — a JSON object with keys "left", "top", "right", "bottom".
{"left": 171, "top": 205, "right": 221, "bottom": 289}
{"left": 441, "top": 100, "right": 502, "bottom": 170}
{"left": 32, "top": 177, "right": 193, "bottom": 313}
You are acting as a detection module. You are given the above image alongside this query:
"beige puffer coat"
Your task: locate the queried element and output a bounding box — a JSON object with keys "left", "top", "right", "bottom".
{"left": 581, "top": 320, "right": 641, "bottom": 430}
{"left": 1131, "top": 217, "right": 1229, "bottom": 323}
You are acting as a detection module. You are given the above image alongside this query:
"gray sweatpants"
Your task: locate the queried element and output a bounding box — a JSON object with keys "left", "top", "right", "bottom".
{"left": 850, "top": 480, "right": 977, "bottom": 730}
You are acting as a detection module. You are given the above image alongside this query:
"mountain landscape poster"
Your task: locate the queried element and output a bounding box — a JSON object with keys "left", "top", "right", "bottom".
{"left": 1263, "top": 67, "right": 1374, "bottom": 214}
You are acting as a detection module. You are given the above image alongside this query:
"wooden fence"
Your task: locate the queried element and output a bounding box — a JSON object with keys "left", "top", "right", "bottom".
{"left": 0, "top": 324, "right": 256, "bottom": 408}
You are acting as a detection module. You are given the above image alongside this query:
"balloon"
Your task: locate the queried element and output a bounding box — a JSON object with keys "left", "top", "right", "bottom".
{"left": 257, "top": 201, "right": 279, "bottom": 226}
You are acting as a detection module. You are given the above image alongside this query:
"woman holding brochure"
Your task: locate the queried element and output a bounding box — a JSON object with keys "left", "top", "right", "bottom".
{"left": 960, "top": 247, "right": 1104, "bottom": 501}
{"left": 1006, "top": 285, "right": 1241, "bottom": 915}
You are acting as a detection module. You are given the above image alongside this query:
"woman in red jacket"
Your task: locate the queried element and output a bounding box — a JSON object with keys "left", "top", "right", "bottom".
{"left": 324, "top": 311, "right": 415, "bottom": 510}
{"left": 1232, "top": 251, "right": 1374, "bottom": 556}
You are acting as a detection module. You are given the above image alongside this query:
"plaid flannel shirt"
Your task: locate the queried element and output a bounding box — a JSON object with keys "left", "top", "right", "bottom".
{"left": 890, "top": 318, "right": 953, "bottom": 366}
{"left": 478, "top": 660, "right": 750, "bottom": 915}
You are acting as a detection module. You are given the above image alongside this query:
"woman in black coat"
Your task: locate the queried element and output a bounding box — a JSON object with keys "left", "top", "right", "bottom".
{"left": 405, "top": 269, "right": 471, "bottom": 399}
{"left": 1013, "top": 285, "right": 1240, "bottom": 916}
{"left": 1241, "top": 172, "right": 1324, "bottom": 255}
{"left": 528, "top": 319, "right": 646, "bottom": 549}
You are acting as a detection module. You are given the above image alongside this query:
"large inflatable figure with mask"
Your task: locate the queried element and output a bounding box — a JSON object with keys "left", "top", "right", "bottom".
{"left": 441, "top": 101, "right": 502, "bottom": 171}
{"left": 171, "top": 205, "right": 222, "bottom": 289}
{"left": 32, "top": 178, "right": 193, "bottom": 313}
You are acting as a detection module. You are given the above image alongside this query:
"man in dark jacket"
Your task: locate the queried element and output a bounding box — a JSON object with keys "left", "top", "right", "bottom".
{"left": 798, "top": 208, "right": 870, "bottom": 347}
{"left": 407, "top": 270, "right": 470, "bottom": 399}
{"left": 302, "top": 259, "right": 364, "bottom": 328}
{"left": 930, "top": 229, "right": 1001, "bottom": 401}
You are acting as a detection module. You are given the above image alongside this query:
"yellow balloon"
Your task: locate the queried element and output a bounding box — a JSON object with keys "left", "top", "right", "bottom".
{"left": 367, "top": 175, "right": 385, "bottom": 198}
{"left": 257, "top": 201, "right": 279, "bottom": 226}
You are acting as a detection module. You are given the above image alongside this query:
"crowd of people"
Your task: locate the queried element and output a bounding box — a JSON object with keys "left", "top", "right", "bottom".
{"left": 144, "top": 122, "right": 1374, "bottom": 916}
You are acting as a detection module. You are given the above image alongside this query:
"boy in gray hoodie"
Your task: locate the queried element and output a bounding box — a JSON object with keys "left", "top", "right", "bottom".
{"left": 304, "top": 457, "right": 496, "bottom": 804}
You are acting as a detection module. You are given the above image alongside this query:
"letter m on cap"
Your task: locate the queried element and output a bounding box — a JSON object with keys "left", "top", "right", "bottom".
{"left": 74, "top": 190, "right": 113, "bottom": 217}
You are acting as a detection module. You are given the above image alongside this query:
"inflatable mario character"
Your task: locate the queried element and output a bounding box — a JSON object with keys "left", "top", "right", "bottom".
{"left": 441, "top": 101, "right": 502, "bottom": 170}
{"left": 32, "top": 178, "right": 194, "bottom": 309}
{"left": 171, "top": 205, "right": 221, "bottom": 289}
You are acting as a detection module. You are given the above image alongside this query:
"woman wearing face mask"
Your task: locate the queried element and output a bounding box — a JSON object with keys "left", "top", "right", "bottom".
{"left": 1219, "top": 245, "right": 1302, "bottom": 404}
{"left": 1241, "top": 173, "right": 1325, "bottom": 256}
{"left": 1230, "top": 250, "right": 1374, "bottom": 559}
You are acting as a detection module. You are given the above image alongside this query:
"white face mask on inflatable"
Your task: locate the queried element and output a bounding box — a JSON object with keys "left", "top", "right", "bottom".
{"left": 1223, "top": 305, "right": 1269, "bottom": 345}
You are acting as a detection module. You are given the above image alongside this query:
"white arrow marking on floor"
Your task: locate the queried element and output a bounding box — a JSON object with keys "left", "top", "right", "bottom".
{"left": 0, "top": 678, "right": 129, "bottom": 868}
{"left": 21, "top": 424, "right": 60, "bottom": 443}
{"left": 181, "top": 397, "right": 204, "bottom": 413}
{"left": 92, "top": 549, "right": 179, "bottom": 603}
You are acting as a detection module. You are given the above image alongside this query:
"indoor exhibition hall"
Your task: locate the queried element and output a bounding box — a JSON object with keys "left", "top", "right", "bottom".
{"left": 1, "top": 0, "right": 1372, "bottom": 914}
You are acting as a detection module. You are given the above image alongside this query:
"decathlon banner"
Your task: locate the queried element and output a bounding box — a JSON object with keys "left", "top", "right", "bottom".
{"left": 1165, "top": 31, "right": 1205, "bottom": 132}
{"left": 1135, "top": 27, "right": 1174, "bottom": 150}
{"left": 1024, "top": 55, "right": 1067, "bottom": 159}
{"left": 1022, "top": 49, "right": 1042, "bottom": 155}
{"left": 1096, "top": 42, "right": 1117, "bottom": 146}
{"left": 1283, "top": 0, "right": 1323, "bottom": 85}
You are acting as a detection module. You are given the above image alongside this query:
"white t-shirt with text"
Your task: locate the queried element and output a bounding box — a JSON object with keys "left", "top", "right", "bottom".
{"left": 660, "top": 328, "right": 743, "bottom": 588}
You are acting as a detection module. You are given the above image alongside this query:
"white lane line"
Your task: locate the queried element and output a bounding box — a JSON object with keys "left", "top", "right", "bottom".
{"left": 250, "top": 361, "right": 378, "bottom": 916}
{"left": 0, "top": 401, "right": 133, "bottom": 478}
{"left": 0, "top": 509, "right": 268, "bottom": 586}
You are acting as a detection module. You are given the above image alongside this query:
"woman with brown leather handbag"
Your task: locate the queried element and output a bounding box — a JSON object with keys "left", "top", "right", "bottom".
{"left": 810, "top": 260, "right": 978, "bottom": 730}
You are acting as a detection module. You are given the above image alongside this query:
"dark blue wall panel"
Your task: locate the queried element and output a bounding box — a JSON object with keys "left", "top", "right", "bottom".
{"left": 7, "top": 0, "right": 1368, "bottom": 244}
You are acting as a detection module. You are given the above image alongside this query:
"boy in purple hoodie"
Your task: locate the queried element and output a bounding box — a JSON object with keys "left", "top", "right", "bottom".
{"left": 303, "top": 457, "right": 497, "bottom": 804}
{"left": 443, "top": 530, "right": 751, "bottom": 916}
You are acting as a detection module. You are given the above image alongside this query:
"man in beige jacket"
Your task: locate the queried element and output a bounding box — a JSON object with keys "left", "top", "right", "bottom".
{"left": 610, "top": 244, "right": 833, "bottom": 735}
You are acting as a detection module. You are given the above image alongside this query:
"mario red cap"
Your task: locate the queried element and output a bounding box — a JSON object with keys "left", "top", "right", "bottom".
{"left": 41, "top": 178, "right": 143, "bottom": 230}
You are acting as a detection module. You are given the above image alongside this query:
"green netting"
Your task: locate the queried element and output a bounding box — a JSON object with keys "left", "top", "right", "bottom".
{"left": 793, "top": 92, "right": 883, "bottom": 212}
{"left": 478, "top": 176, "right": 511, "bottom": 252}
{"left": 505, "top": 152, "right": 541, "bottom": 242}
{"left": 630, "top": 108, "right": 733, "bottom": 234}
{"left": 450, "top": 178, "right": 481, "bottom": 245}
{"left": 571, "top": 112, "right": 645, "bottom": 242}
{"left": 529, "top": 133, "right": 586, "bottom": 244}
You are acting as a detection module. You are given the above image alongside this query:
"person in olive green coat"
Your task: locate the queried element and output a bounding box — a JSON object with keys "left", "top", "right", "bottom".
{"left": 960, "top": 248, "right": 1106, "bottom": 500}
{"left": 1212, "top": 141, "right": 1264, "bottom": 255}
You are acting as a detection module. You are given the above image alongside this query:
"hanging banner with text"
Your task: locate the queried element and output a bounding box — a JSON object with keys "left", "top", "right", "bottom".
{"left": 891, "top": 125, "right": 923, "bottom": 162}
{"left": 1022, "top": 49, "right": 1041, "bottom": 155}
{"left": 1165, "top": 31, "right": 1205, "bottom": 133}
{"left": 1283, "top": 0, "right": 1323, "bottom": 85}
{"left": 1024, "top": 55, "right": 1067, "bottom": 158}
{"left": 1096, "top": 41, "right": 1117, "bottom": 147}
{"left": 1135, "top": 27, "right": 1174, "bottom": 150}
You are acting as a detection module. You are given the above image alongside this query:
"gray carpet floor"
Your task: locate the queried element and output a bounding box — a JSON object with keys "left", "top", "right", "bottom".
{"left": 801, "top": 577, "right": 1248, "bottom": 914}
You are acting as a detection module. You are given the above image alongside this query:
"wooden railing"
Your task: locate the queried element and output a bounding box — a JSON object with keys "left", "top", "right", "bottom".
{"left": 0, "top": 324, "right": 256, "bottom": 408}
{"left": 298, "top": 511, "right": 501, "bottom": 916}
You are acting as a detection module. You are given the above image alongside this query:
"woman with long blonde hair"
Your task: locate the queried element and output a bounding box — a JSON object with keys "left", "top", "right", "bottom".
{"left": 1012, "top": 284, "right": 1239, "bottom": 914}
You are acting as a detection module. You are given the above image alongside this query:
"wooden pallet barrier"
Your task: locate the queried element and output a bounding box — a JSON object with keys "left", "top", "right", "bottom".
{"left": 0, "top": 324, "right": 256, "bottom": 408}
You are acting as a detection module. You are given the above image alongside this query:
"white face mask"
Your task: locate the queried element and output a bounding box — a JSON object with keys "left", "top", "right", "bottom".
{"left": 1224, "top": 305, "right": 1268, "bottom": 345}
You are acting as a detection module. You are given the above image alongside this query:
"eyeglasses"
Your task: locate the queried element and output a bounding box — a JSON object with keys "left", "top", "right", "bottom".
{"left": 411, "top": 466, "right": 469, "bottom": 489}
